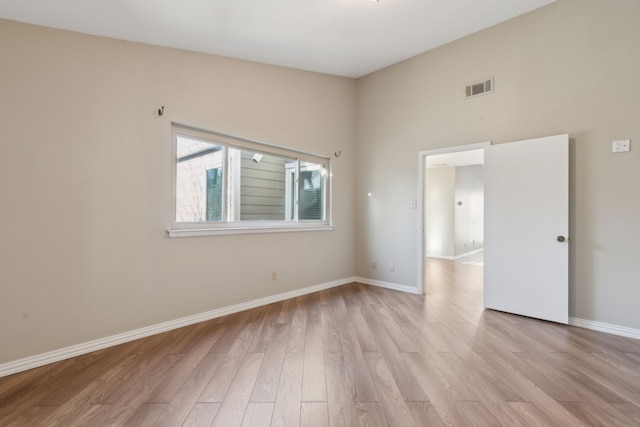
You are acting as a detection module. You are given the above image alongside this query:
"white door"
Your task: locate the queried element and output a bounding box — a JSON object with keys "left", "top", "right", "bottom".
{"left": 484, "top": 134, "right": 569, "bottom": 324}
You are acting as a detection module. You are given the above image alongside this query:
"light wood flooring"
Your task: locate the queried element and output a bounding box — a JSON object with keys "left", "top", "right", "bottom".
{"left": 2, "top": 258, "right": 640, "bottom": 426}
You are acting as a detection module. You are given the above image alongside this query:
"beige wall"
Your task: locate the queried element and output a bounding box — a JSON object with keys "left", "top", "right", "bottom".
{"left": 453, "top": 165, "right": 483, "bottom": 257}
{"left": 425, "top": 166, "right": 456, "bottom": 258}
{"left": 356, "top": 0, "right": 640, "bottom": 329}
{"left": 0, "top": 19, "right": 356, "bottom": 364}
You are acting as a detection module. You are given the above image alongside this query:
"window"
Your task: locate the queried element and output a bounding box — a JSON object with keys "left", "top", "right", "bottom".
{"left": 170, "top": 125, "right": 332, "bottom": 236}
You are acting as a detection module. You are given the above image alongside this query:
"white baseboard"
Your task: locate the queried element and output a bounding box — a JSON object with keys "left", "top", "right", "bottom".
{"left": 570, "top": 317, "right": 640, "bottom": 340}
{"left": 0, "top": 277, "right": 354, "bottom": 378}
{"left": 426, "top": 248, "right": 483, "bottom": 261}
{"left": 354, "top": 277, "right": 420, "bottom": 294}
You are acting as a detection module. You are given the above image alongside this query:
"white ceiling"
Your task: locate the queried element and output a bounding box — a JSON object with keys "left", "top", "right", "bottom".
{"left": 0, "top": 0, "right": 555, "bottom": 78}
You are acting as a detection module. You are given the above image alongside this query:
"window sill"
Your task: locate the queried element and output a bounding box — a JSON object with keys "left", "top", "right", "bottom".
{"left": 168, "top": 224, "right": 335, "bottom": 238}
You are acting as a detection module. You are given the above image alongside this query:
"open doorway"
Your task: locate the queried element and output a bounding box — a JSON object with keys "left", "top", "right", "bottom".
{"left": 417, "top": 142, "right": 490, "bottom": 294}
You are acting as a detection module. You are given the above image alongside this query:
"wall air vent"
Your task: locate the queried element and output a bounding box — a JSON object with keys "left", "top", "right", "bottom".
{"left": 465, "top": 77, "right": 493, "bottom": 99}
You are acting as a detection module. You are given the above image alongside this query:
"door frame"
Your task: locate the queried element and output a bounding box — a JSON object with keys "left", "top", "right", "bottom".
{"left": 417, "top": 141, "right": 491, "bottom": 295}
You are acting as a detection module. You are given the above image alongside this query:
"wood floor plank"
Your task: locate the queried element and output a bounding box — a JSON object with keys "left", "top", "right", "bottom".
{"left": 147, "top": 352, "right": 225, "bottom": 427}
{"left": 484, "top": 350, "right": 581, "bottom": 402}
{"left": 560, "top": 400, "right": 631, "bottom": 427}
{"left": 592, "top": 351, "right": 640, "bottom": 378}
{"left": 301, "top": 294, "right": 327, "bottom": 402}
{"left": 499, "top": 402, "right": 560, "bottom": 427}
{"left": 320, "top": 292, "right": 342, "bottom": 354}
{"left": 609, "top": 402, "right": 640, "bottom": 425}
{"left": 550, "top": 350, "right": 640, "bottom": 406}
{"left": 199, "top": 309, "right": 268, "bottom": 402}
{"left": 516, "top": 351, "right": 628, "bottom": 404}
{"left": 241, "top": 402, "right": 275, "bottom": 427}
{"left": 324, "top": 352, "right": 358, "bottom": 427}
{"left": 435, "top": 351, "right": 497, "bottom": 402}
{"left": 271, "top": 352, "right": 303, "bottom": 427}
{"left": 546, "top": 352, "right": 629, "bottom": 403}
{"left": 248, "top": 303, "right": 283, "bottom": 353}
{"left": 370, "top": 303, "right": 419, "bottom": 353}
{"left": 128, "top": 402, "right": 167, "bottom": 427}
{"left": 352, "top": 282, "right": 383, "bottom": 305}
{"left": 0, "top": 364, "right": 54, "bottom": 406}
{"left": 181, "top": 402, "right": 222, "bottom": 427}
{"left": 285, "top": 296, "right": 308, "bottom": 353}
{"left": 402, "top": 351, "right": 461, "bottom": 426}
{"left": 209, "top": 310, "right": 255, "bottom": 353}
{"left": 443, "top": 349, "right": 531, "bottom": 403}
{"left": 111, "top": 352, "right": 185, "bottom": 406}
{"left": 86, "top": 352, "right": 147, "bottom": 404}
{"left": 340, "top": 286, "right": 379, "bottom": 353}
{"left": 1, "top": 404, "right": 60, "bottom": 427}
{"left": 396, "top": 305, "right": 457, "bottom": 352}
{"left": 566, "top": 326, "right": 640, "bottom": 354}
{"left": 402, "top": 318, "right": 519, "bottom": 404}
{"left": 361, "top": 304, "right": 430, "bottom": 402}
{"left": 454, "top": 401, "right": 500, "bottom": 426}
{"left": 250, "top": 323, "right": 289, "bottom": 402}
{"left": 364, "top": 352, "right": 417, "bottom": 427}
{"left": 347, "top": 305, "right": 380, "bottom": 354}
{"left": 300, "top": 402, "right": 329, "bottom": 427}
{"left": 161, "top": 322, "right": 212, "bottom": 355}
{"left": 355, "top": 401, "right": 389, "bottom": 427}
{"left": 148, "top": 321, "right": 228, "bottom": 403}
{"left": 330, "top": 288, "right": 379, "bottom": 402}
{"left": 622, "top": 351, "right": 640, "bottom": 364}
{"left": 51, "top": 404, "right": 116, "bottom": 427}
{"left": 276, "top": 297, "right": 296, "bottom": 324}
{"left": 26, "top": 351, "right": 108, "bottom": 407}
{"left": 94, "top": 350, "right": 184, "bottom": 405}
{"left": 406, "top": 402, "right": 447, "bottom": 427}
{"left": 30, "top": 353, "right": 175, "bottom": 426}
{"left": 401, "top": 296, "right": 574, "bottom": 408}
{"left": 210, "top": 352, "right": 264, "bottom": 427}
{"left": 476, "top": 351, "right": 586, "bottom": 425}
{"left": 28, "top": 352, "right": 157, "bottom": 426}
{"left": 0, "top": 349, "right": 107, "bottom": 409}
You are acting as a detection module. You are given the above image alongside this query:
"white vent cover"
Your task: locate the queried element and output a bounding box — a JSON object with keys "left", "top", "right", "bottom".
{"left": 465, "top": 77, "right": 493, "bottom": 99}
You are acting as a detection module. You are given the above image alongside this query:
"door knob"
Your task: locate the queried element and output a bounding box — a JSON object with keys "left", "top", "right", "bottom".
{"left": 557, "top": 235, "right": 566, "bottom": 242}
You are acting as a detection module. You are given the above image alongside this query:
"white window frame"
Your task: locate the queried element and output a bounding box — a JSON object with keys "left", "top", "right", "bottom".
{"left": 169, "top": 124, "right": 334, "bottom": 237}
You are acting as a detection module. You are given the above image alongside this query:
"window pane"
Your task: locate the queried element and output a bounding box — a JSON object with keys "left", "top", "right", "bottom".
{"left": 175, "top": 136, "right": 223, "bottom": 222}
{"left": 299, "top": 161, "right": 326, "bottom": 221}
{"left": 229, "top": 148, "right": 296, "bottom": 221}
{"left": 206, "top": 168, "right": 222, "bottom": 221}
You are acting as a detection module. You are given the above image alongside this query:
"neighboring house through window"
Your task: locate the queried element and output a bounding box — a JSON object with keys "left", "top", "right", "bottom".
{"left": 170, "top": 124, "right": 332, "bottom": 236}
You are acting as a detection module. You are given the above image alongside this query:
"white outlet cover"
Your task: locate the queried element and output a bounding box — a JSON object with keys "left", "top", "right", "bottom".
{"left": 612, "top": 140, "right": 630, "bottom": 153}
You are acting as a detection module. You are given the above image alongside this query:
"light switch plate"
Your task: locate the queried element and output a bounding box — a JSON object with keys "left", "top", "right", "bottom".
{"left": 612, "top": 140, "right": 630, "bottom": 153}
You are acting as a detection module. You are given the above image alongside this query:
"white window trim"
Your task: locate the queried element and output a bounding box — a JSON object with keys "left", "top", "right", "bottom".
{"left": 168, "top": 224, "right": 335, "bottom": 238}
{"left": 169, "top": 123, "right": 334, "bottom": 237}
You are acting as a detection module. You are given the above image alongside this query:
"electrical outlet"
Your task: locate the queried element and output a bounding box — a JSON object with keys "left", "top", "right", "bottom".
{"left": 612, "top": 139, "right": 630, "bottom": 153}
{"left": 372, "top": 261, "right": 377, "bottom": 269}
{"left": 272, "top": 272, "right": 277, "bottom": 281}
{"left": 389, "top": 262, "right": 395, "bottom": 272}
